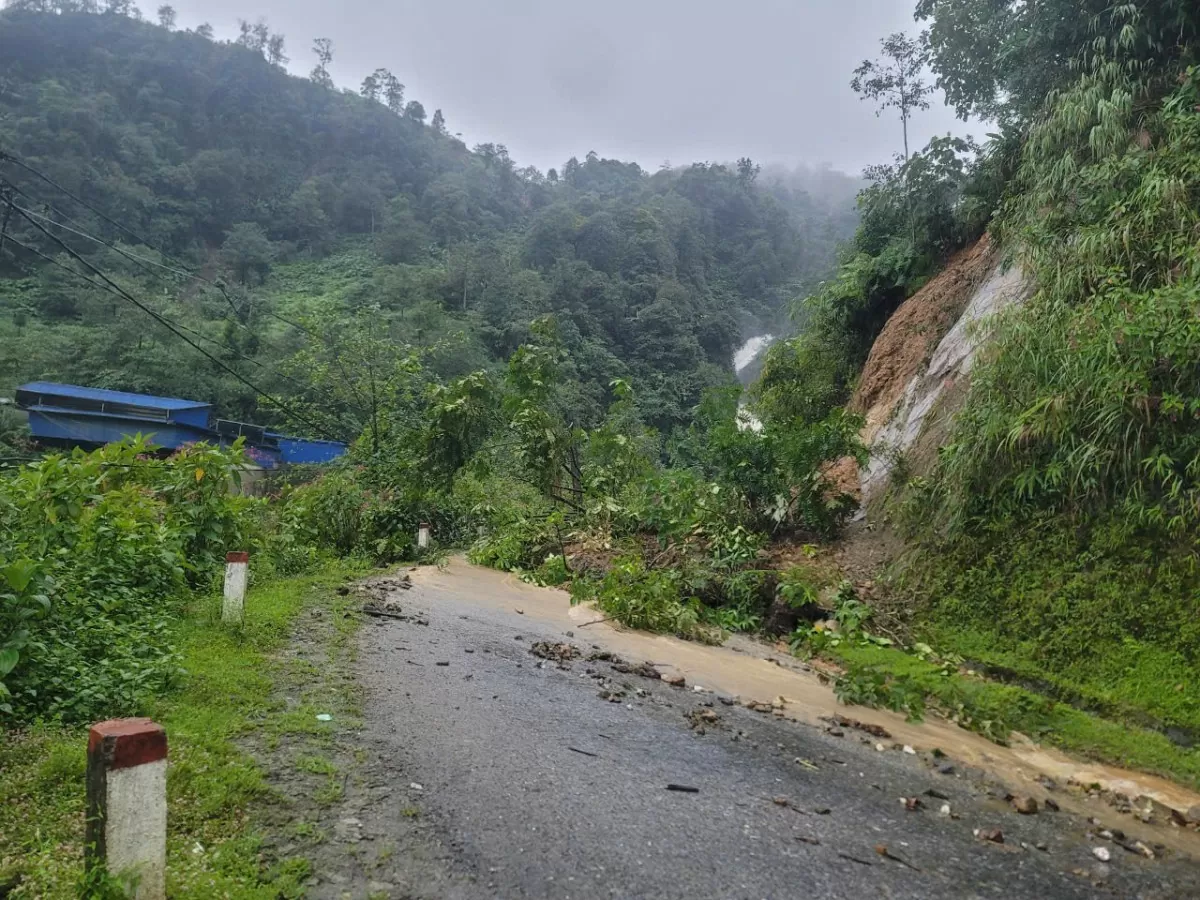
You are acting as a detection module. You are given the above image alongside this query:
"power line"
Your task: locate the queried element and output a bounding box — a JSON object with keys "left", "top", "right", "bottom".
{"left": 5, "top": 203, "right": 346, "bottom": 442}
{"left": 6, "top": 195, "right": 325, "bottom": 395}
{"left": 0, "top": 151, "right": 370, "bottom": 427}
{"left": 1, "top": 150, "right": 254, "bottom": 320}
{"left": 6, "top": 189, "right": 337, "bottom": 383}
{"left": 1, "top": 151, "right": 170, "bottom": 263}
{"left": 2, "top": 226, "right": 298, "bottom": 386}
{"left": 15, "top": 201, "right": 212, "bottom": 285}
{"left": 2, "top": 152, "right": 355, "bottom": 348}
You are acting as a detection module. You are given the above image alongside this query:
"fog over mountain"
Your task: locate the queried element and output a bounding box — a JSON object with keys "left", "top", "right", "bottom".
{"left": 167, "top": 0, "right": 968, "bottom": 174}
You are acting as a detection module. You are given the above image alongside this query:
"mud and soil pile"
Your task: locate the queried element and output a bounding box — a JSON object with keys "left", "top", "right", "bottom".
{"left": 850, "top": 234, "right": 997, "bottom": 443}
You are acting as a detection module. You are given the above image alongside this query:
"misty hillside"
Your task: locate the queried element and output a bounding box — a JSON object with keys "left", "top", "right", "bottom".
{"left": 0, "top": 7, "right": 860, "bottom": 432}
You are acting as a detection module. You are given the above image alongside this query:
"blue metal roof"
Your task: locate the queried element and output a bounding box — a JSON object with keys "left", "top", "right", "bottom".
{"left": 17, "top": 381, "right": 346, "bottom": 467}
{"left": 19, "top": 382, "right": 211, "bottom": 411}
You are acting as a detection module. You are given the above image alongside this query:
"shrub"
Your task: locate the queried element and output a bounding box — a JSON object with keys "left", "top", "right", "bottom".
{"left": 0, "top": 439, "right": 258, "bottom": 723}
{"left": 468, "top": 514, "right": 557, "bottom": 573}
{"left": 571, "top": 555, "right": 717, "bottom": 642}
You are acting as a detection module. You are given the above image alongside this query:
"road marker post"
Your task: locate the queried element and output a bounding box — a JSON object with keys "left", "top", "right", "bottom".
{"left": 86, "top": 718, "right": 168, "bottom": 900}
{"left": 418, "top": 522, "right": 431, "bottom": 549}
{"left": 223, "top": 551, "right": 249, "bottom": 623}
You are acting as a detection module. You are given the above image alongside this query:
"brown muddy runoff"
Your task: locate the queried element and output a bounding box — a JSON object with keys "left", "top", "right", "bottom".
{"left": 409, "top": 558, "right": 1200, "bottom": 855}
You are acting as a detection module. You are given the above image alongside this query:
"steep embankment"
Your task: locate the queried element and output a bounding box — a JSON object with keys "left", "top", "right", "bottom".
{"left": 829, "top": 235, "right": 1031, "bottom": 585}
{"left": 836, "top": 235, "right": 1033, "bottom": 506}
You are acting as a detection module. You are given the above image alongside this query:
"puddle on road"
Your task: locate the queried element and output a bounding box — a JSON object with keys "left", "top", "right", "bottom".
{"left": 408, "top": 558, "right": 1200, "bottom": 851}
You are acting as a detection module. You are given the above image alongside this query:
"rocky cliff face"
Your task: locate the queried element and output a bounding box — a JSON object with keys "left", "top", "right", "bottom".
{"left": 847, "top": 235, "right": 1035, "bottom": 503}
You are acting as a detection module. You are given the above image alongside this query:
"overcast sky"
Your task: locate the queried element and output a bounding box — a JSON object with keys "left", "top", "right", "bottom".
{"left": 163, "top": 0, "right": 968, "bottom": 176}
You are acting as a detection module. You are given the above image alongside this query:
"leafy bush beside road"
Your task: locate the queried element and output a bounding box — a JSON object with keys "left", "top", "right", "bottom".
{"left": 0, "top": 438, "right": 257, "bottom": 722}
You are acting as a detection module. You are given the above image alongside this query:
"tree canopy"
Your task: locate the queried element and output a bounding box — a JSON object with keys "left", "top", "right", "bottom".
{"left": 0, "top": 4, "right": 860, "bottom": 435}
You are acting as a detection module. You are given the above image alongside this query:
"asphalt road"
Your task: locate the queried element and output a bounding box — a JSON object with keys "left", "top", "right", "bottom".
{"left": 350, "top": 563, "right": 1200, "bottom": 900}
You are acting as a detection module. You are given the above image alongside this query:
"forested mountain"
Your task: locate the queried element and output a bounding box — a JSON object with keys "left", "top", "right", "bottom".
{"left": 0, "top": 5, "right": 859, "bottom": 436}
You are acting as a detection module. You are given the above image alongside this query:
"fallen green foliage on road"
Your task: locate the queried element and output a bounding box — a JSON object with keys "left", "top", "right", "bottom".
{"left": 0, "top": 564, "right": 364, "bottom": 899}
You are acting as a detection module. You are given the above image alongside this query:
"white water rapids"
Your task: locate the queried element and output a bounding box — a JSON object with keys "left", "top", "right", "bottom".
{"left": 733, "top": 333, "right": 775, "bottom": 374}
{"left": 734, "top": 333, "right": 774, "bottom": 432}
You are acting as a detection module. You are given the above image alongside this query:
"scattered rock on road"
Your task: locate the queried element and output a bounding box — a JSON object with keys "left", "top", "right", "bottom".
{"left": 1012, "top": 796, "right": 1039, "bottom": 815}
{"left": 613, "top": 659, "right": 659, "bottom": 678}
{"left": 1134, "top": 794, "right": 1187, "bottom": 826}
{"left": 530, "top": 641, "right": 580, "bottom": 661}
{"left": 975, "top": 827, "right": 1004, "bottom": 843}
{"left": 824, "top": 714, "right": 891, "bottom": 739}
{"left": 686, "top": 708, "right": 720, "bottom": 731}
{"left": 660, "top": 671, "right": 686, "bottom": 687}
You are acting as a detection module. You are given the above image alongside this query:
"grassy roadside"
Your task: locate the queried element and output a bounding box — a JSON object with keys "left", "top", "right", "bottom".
{"left": 0, "top": 561, "right": 367, "bottom": 899}
{"left": 826, "top": 641, "right": 1200, "bottom": 789}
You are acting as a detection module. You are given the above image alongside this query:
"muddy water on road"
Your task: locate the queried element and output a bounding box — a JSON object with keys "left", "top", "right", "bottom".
{"left": 411, "top": 558, "right": 1200, "bottom": 851}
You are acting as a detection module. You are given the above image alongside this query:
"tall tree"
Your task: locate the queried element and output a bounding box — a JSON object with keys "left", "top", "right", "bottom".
{"left": 431, "top": 108, "right": 447, "bottom": 135}
{"left": 360, "top": 71, "right": 381, "bottom": 102}
{"left": 194, "top": 21, "right": 213, "bottom": 40}
{"left": 736, "top": 157, "right": 760, "bottom": 186}
{"left": 381, "top": 70, "right": 404, "bottom": 114}
{"left": 235, "top": 19, "right": 269, "bottom": 54}
{"left": 403, "top": 100, "right": 426, "bottom": 124}
{"left": 851, "top": 32, "right": 933, "bottom": 163}
{"left": 155, "top": 4, "right": 175, "bottom": 29}
{"left": 266, "top": 33, "right": 287, "bottom": 67}
{"left": 251, "top": 19, "right": 270, "bottom": 53}
{"left": 310, "top": 37, "right": 334, "bottom": 88}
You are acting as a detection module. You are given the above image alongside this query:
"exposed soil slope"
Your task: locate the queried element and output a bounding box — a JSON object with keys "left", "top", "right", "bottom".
{"left": 851, "top": 235, "right": 998, "bottom": 443}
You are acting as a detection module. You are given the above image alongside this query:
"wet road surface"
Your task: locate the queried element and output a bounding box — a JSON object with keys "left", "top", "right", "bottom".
{"left": 348, "top": 561, "right": 1200, "bottom": 899}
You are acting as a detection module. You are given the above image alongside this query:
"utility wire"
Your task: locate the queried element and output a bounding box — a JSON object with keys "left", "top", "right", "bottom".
{"left": 1, "top": 151, "right": 320, "bottom": 336}
{"left": 1, "top": 151, "right": 176, "bottom": 266}
{"left": 14, "top": 195, "right": 370, "bottom": 416}
{"left": 3, "top": 226, "right": 296, "bottom": 386}
{"left": 6, "top": 195, "right": 327, "bottom": 396}
{"left": 15, "top": 201, "right": 217, "bottom": 286}
{"left": 0, "top": 151, "right": 370, "bottom": 427}
{"left": 6, "top": 206, "right": 346, "bottom": 442}
{"left": 6, "top": 191, "right": 347, "bottom": 395}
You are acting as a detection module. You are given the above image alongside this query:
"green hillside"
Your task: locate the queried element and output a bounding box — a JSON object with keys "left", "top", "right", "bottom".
{"left": 0, "top": 6, "right": 858, "bottom": 436}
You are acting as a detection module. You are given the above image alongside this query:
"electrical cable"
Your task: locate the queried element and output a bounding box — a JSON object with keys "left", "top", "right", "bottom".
{"left": 5, "top": 206, "right": 346, "bottom": 442}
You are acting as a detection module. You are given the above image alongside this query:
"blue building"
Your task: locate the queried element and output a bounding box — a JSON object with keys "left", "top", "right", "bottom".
{"left": 15, "top": 382, "right": 345, "bottom": 467}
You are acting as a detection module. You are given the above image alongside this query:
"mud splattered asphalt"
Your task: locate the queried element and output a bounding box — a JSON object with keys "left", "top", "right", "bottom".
{"left": 344, "top": 562, "right": 1200, "bottom": 899}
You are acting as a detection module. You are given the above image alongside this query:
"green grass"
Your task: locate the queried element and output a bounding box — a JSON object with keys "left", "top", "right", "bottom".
{"left": 828, "top": 642, "right": 1200, "bottom": 788}
{"left": 0, "top": 561, "right": 365, "bottom": 899}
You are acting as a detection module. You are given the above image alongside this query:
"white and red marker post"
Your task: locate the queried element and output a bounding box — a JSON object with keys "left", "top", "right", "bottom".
{"left": 223, "top": 550, "right": 249, "bottom": 623}
{"left": 86, "top": 718, "right": 168, "bottom": 900}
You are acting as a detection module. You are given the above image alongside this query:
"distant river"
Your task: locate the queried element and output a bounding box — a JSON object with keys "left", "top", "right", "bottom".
{"left": 733, "top": 333, "right": 774, "bottom": 431}
{"left": 734, "top": 334, "right": 775, "bottom": 378}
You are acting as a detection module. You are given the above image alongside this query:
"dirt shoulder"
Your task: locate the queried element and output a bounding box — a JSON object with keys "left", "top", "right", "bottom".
{"left": 247, "top": 570, "right": 471, "bottom": 899}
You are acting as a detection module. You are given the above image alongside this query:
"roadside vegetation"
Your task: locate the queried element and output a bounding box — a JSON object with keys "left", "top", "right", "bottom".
{"left": 757, "top": 1, "right": 1200, "bottom": 782}
{"left": 1, "top": 551, "right": 364, "bottom": 897}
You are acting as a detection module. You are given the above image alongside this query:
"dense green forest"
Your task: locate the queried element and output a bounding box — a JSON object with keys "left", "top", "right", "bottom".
{"left": 0, "top": 5, "right": 859, "bottom": 442}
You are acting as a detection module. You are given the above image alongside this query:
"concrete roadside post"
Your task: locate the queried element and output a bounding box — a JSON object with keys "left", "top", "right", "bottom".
{"left": 418, "top": 522, "right": 431, "bottom": 550}
{"left": 86, "top": 718, "right": 168, "bottom": 900}
{"left": 223, "top": 551, "right": 249, "bottom": 623}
